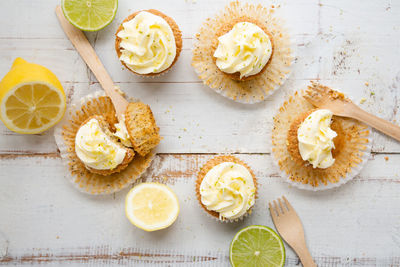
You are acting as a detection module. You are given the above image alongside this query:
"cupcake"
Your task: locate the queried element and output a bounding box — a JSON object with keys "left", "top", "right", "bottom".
{"left": 271, "top": 84, "right": 371, "bottom": 190}
{"left": 115, "top": 9, "right": 182, "bottom": 76}
{"left": 213, "top": 20, "right": 274, "bottom": 81}
{"left": 74, "top": 115, "right": 135, "bottom": 176}
{"left": 192, "top": 1, "right": 293, "bottom": 103}
{"left": 54, "top": 93, "right": 156, "bottom": 195}
{"left": 196, "top": 156, "right": 257, "bottom": 222}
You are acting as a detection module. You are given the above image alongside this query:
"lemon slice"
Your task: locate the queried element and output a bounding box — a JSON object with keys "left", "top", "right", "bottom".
{"left": 0, "top": 58, "right": 66, "bottom": 134}
{"left": 62, "top": 0, "right": 118, "bottom": 31}
{"left": 125, "top": 183, "right": 179, "bottom": 232}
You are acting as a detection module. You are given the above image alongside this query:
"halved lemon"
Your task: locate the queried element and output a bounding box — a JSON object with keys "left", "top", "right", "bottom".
{"left": 0, "top": 58, "right": 66, "bottom": 134}
{"left": 125, "top": 183, "right": 180, "bottom": 232}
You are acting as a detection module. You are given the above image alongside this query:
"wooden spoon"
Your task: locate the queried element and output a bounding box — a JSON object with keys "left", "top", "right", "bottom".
{"left": 55, "top": 6, "right": 128, "bottom": 121}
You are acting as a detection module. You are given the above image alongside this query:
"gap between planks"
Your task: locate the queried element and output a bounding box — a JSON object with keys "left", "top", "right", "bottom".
{"left": 1, "top": 248, "right": 399, "bottom": 266}
{"left": 0, "top": 152, "right": 399, "bottom": 184}
{"left": 0, "top": 151, "right": 399, "bottom": 158}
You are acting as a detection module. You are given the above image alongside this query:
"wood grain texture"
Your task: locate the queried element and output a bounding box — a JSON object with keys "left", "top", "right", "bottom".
{"left": 1, "top": 154, "right": 400, "bottom": 266}
{"left": 0, "top": 0, "right": 400, "bottom": 266}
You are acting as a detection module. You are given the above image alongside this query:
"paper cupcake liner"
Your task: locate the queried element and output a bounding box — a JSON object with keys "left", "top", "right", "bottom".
{"left": 192, "top": 1, "right": 294, "bottom": 104}
{"left": 195, "top": 155, "right": 258, "bottom": 222}
{"left": 54, "top": 91, "right": 155, "bottom": 195}
{"left": 271, "top": 89, "right": 372, "bottom": 191}
{"left": 115, "top": 9, "right": 182, "bottom": 78}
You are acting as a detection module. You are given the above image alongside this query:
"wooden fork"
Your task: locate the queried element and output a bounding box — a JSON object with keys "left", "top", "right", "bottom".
{"left": 269, "top": 196, "right": 317, "bottom": 267}
{"left": 304, "top": 81, "right": 400, "bottom": 142}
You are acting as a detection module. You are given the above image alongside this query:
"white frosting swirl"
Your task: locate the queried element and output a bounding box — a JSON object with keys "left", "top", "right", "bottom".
{"left": 75, "top": 118, "right": 126, "bottom": 170}
{"left": 117, "top": 11, "right": 176, "bottom": 74}
{"left": 214, "top": 22, "right": 272, "bottom": 79}
{"left": 199, "top": 162, "right": 255, "bottom": 220}
{"left": 113, "top": 115, "right": 132, "bottom": 147}
{"left": 297, "top": 109, "right": 337, "bottom": 169}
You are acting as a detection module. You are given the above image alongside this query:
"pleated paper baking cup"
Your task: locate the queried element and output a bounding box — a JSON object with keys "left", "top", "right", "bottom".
{"left": 54, "top": 91, "right": 155, "bottom": 195}
{"left": 115, "top": 9, "right": 182, "bottom": 78}
{"left": 195, "top": 155, "right": 258, "bottom": 222}
{"left": 192, "top": 1, "right": 294, "bottom": 104}
{"left": 271, "top": 90, "right": 371, "bottom": 191}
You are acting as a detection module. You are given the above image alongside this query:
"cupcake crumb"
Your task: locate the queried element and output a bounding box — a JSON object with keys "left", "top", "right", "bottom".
{"left": 114, "top": 85, "right": 126, "bottom": 97}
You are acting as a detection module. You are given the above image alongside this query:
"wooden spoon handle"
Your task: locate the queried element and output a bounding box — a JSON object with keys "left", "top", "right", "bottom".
{"left": 55, "top": 6, "right": 128, "bottom": 119}
{"left": 351, "top": 105, "right": 400, "bottom": 142}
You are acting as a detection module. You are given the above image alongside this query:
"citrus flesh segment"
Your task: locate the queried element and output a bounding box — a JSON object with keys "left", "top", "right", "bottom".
{"left": 1, "top": 83, "right": 66, "bottom": 134}
{"left": 62, "top": 0, "right": 118, "bottom": 31}
{"left": 230, "top": 225, "right": 285, "bottom": 267}
{"left": 125, "top": 183, "right": 179, "bottom": 232}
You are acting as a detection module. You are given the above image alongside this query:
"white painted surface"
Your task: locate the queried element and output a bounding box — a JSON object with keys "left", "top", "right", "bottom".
{"left": 0, "top": 0, "right": 400, "bottom": 266}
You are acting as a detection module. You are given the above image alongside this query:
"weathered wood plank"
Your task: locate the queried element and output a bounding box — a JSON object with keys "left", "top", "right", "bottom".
{"left": 1, "top": 78, "right": 399, "bottom": 154}
{"left": 0, "top": 154, "right": 399, "bottom": 266}
{"left": 0, "top": 0, "right": 319, "bottom": 39}
{"left": 1, "top": 248, "right": 399, "bottom": 266}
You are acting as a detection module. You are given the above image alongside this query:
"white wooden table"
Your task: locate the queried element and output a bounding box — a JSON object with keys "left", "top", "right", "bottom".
{"left": 1, "top": 0, "right": 400, "bottom": 266}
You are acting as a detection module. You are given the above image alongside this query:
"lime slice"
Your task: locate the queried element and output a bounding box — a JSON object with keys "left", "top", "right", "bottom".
{"left": 230, "top": 225, "right": 285, "bottom": 267}
{"left": 62, "top": 0, "right": 118, "bottom": 31}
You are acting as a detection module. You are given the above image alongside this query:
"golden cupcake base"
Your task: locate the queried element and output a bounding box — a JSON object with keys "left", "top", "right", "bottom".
{"left": 54, "top": 92, "right": 155, "bottom": 195}
{"left": 211, "top": 17, "right": 274, "bottom": 82}
{"left": 125, "top": 102, "right": 161, "bottom": 157}
{"left": 115, "top": 9, "right": 182, "bottom": 77}
{"left": 271, "top": 89, "right": 371, "bottom": 190}
{"left": 192, "top": 1, "right": 293, "bottom": 103}
{"left": 195, "top": 155, "right": 258, "bottom": 222}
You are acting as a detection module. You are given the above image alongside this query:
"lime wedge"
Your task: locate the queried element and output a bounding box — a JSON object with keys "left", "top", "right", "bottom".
{"left": 62, "top": 0, "right": 118, "bottom": 31}
{"left": 230, "top": 225, "right": 285, "bottom": 267}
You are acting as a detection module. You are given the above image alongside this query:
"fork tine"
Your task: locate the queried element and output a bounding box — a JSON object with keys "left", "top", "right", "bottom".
{"left": 278, "top": 198, "right": 285, "bottom": 214}
{"left": 309, "top": 83, "right": 325, "bottom": 93}
{"left": 303, "top": 94, "right": 315, "bottom": 102}
{"left": 281, "top": 196, "right": 290, "bottom": 212}
{"left": 268, "top": 202, "right": 276, "bottom": 218}
{"left": 314, "top": 84, "right": 328, "bottom": 93}
{"left": 306, "top": 87, "right": 323, "bottom": 97}
{"left": 282, "top": 196, "right": 293, "bottom": 211}
{"left": 303, "top": 94, "right": 319, "bottom": 106}
{"left": 273, "top": 200, "right": 281, "bottom": 216}
{"left": 268, "top": 202, "right": 279, "bottom": 227}
{"left": 305, "top": 88, "right": 318, "bottom": 97}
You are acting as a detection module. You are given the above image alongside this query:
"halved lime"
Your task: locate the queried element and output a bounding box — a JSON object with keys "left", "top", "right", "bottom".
{"left": 62, "top": 0, "right": 118, "bottom": 31}
{"left": 230, "top": 225, "right": 285, "bottom": 267}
